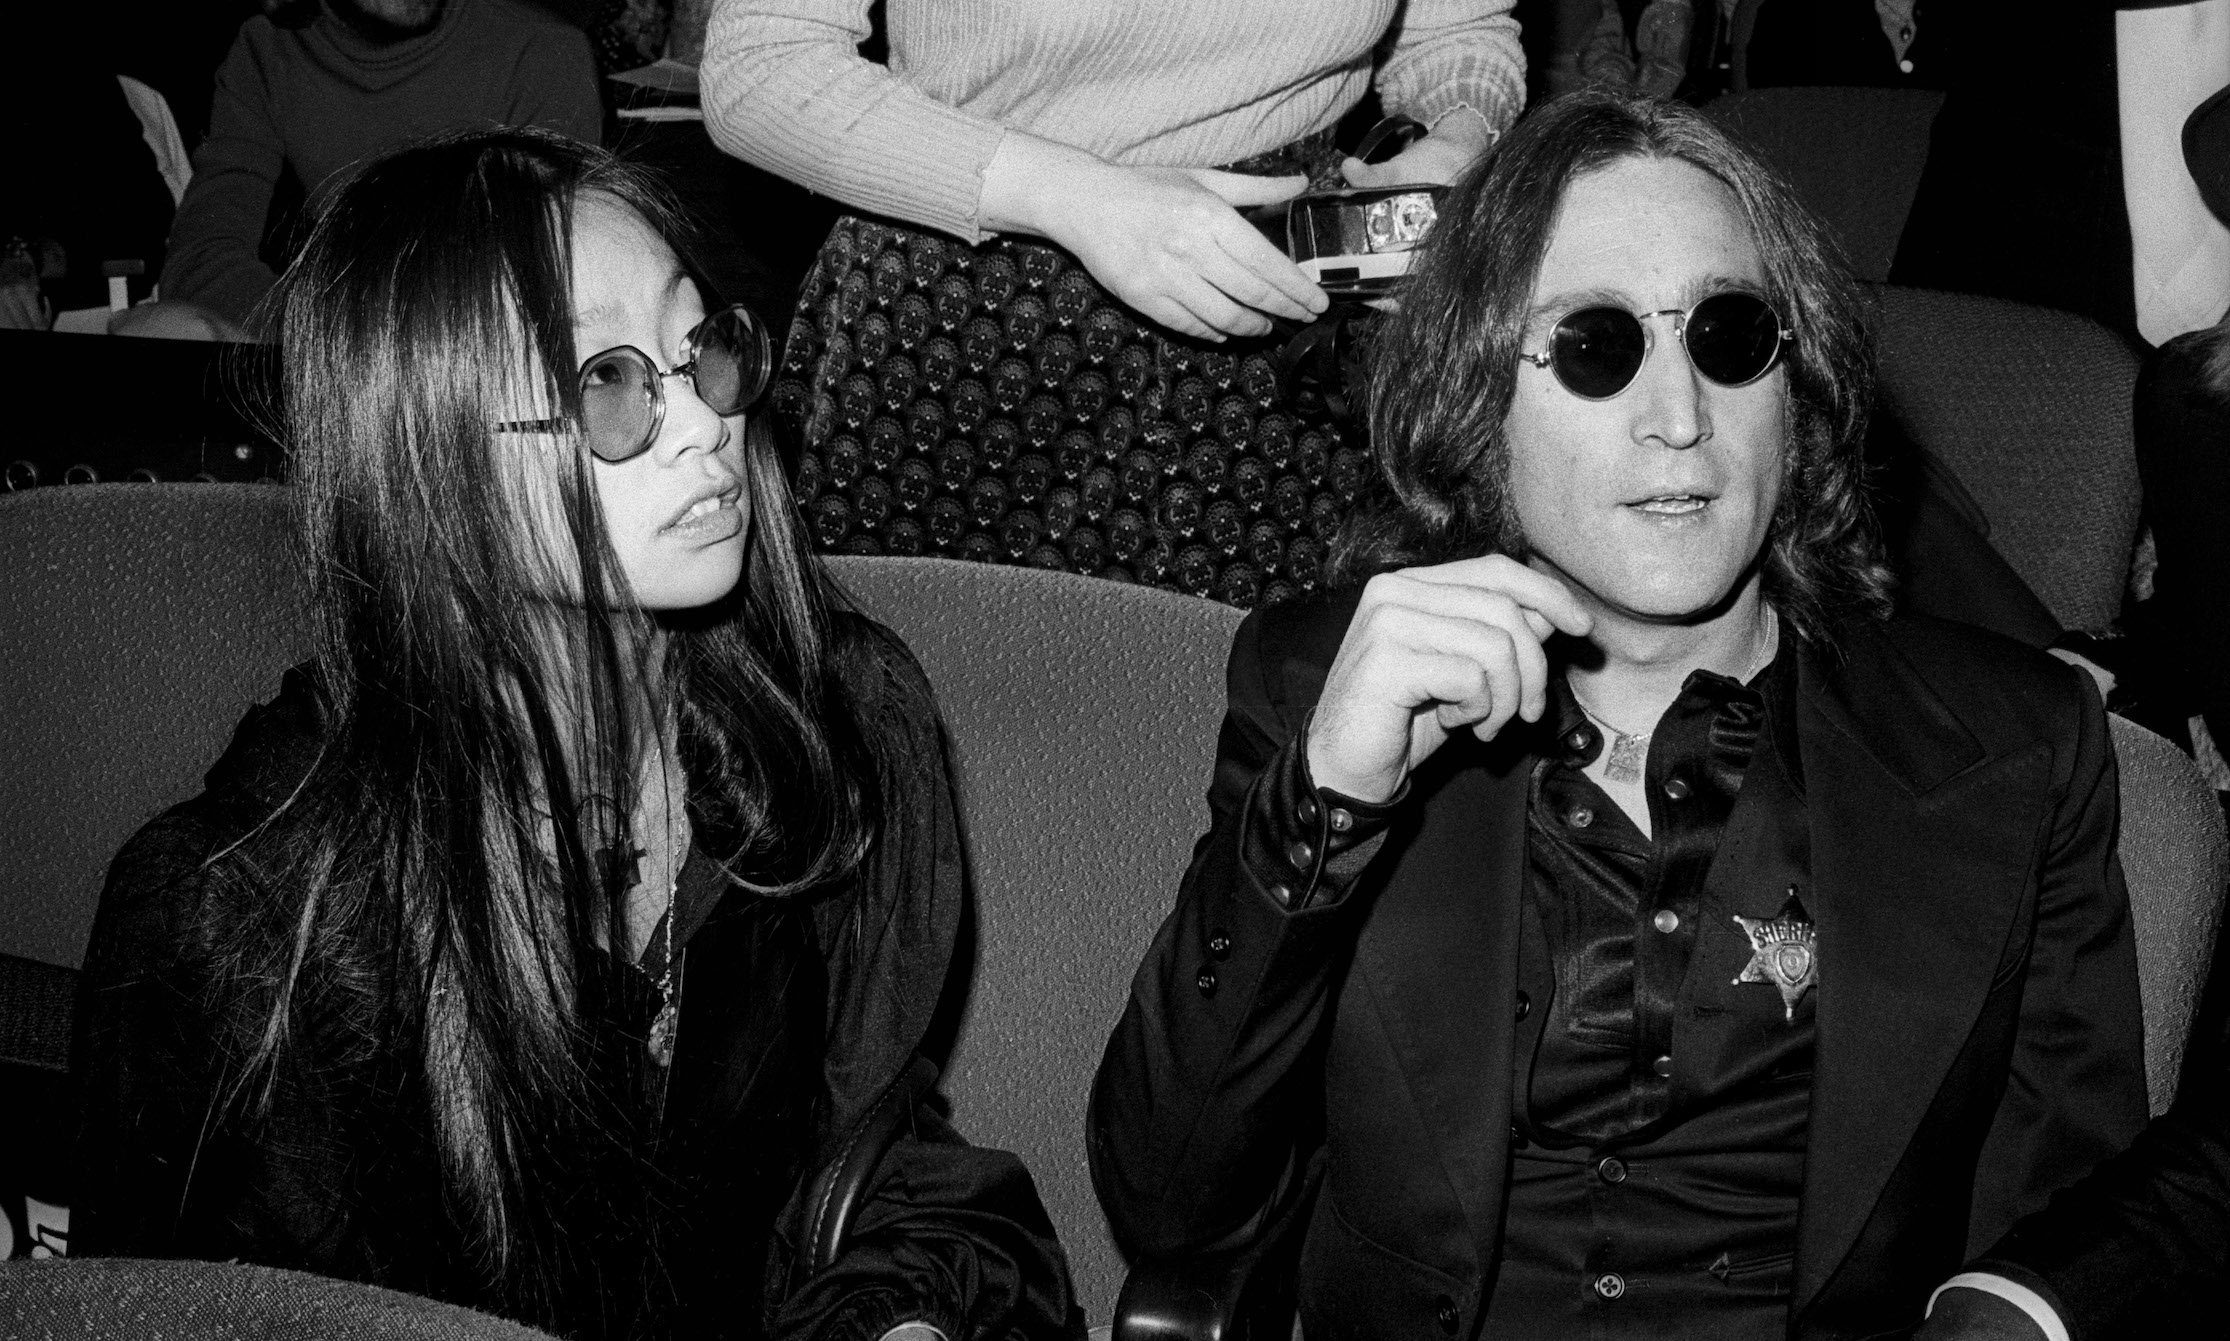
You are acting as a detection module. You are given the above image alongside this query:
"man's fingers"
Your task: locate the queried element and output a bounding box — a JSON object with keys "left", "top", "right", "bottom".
{"left": 1400, "top": 556, "right": 1594, "bottom": 637}
{"left": 1355, "top": 605, "right": 1539, "bottom": 735}
{"left": 1357, "top": 577, "right": 1559, "bottom": 719}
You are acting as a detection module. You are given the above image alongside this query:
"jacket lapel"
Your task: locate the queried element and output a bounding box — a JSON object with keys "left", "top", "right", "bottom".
{"left": 1343, "top": 728, "right": 1535, "bottom": 1274}
{"left": 1792, "top": 623, "right": 2052, "bottom": 1309}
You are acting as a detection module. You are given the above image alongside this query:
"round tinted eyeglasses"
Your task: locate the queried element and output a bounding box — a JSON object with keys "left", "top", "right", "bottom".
{"left": 1518, "top": 292, "right": 1795, "bottom": 401}
{"left": 494, "top": 303, "right": 773, "bottom": 463}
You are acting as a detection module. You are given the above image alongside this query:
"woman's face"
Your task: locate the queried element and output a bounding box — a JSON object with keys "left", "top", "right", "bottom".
{"left": 564, "top": 193, "right": 752, "bottom": 611}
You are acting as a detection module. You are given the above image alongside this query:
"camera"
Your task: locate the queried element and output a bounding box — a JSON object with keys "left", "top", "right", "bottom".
{"left": 1253, "top": 185, "right": 1447, "bottom": 299}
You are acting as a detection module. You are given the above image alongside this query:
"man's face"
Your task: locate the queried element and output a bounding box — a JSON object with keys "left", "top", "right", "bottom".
{"left": 1502, "top": 155, "right": 1787, "bottom": 624}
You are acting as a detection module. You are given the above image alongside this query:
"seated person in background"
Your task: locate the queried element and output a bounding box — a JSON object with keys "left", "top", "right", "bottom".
{"left": 1089, "top": 91, "right": 2147, "bottom": 1340}
{"left": 123, "top": 0, "right": 601, "bottom": 340}
{"left": 1915, "top": 84, "right": 2230, "bottom": 1341}
{"left": 73, "top": 129, "right": 1078, "bottom": 1341}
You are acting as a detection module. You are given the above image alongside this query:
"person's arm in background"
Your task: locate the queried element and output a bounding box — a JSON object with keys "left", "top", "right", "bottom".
{"left": 699, "top": 0, "right": 1322, "bottom": 342}
{"left": 154, "top": 25, "right": 285, "bottom": 332}
{"left": 2121, "top": 0, "right": 2230, "bottom": 345}
{"left": 1341, "top": 0, "right": 1527, "bottom": 189}
{"left": 503, "top": 11, "right": 605, "bottom": 148}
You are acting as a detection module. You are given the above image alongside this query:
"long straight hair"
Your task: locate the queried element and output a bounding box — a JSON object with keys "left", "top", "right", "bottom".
{"left": 209, "top": 128, "right": 876, "bottom": 1325}
{"left": 1336, "top": 92, "right": 1894, "bottom": 639}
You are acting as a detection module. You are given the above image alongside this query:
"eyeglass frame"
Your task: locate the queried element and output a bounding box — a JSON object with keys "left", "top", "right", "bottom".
{"left": 1516, "top": 294, "right": 1798, "bottom": 401}
{"left": 492, "top": 302, "right": 772, "bottom": 463}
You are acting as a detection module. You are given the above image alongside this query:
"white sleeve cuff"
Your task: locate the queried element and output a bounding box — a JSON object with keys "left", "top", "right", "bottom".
{"left": 1927, "top": 1272, "right": 2069, "bottom": 1341}
{"left": 874, "top": 1325, "right": 948, "bottom": 1341}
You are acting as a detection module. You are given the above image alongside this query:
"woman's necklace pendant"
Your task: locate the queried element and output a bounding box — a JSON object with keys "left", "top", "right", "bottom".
{"left": 648, "top": 997, "right": 679, "bottom": 1068}
{"left": 1602, "top": 729, "right": 1649, "bottom": 785}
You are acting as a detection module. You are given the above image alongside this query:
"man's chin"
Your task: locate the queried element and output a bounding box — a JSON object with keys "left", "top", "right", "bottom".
{"left": 1570, "top": 566, "right": 1763, "bottom": 629}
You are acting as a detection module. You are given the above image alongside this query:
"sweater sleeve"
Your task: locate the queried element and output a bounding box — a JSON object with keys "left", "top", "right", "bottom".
{"left": 160, "top": 25, "right": 286, "bottom": 326}
{"left": 700, "top": 0, "right": 1009, "bottom": 243}
{"left": 1373, "top": 0, "right": 1527, "bottom": 137}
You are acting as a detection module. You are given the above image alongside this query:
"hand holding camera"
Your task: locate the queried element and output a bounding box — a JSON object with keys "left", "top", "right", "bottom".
{"left": 980, "top": 130, "right": 1331, "bottom": 342}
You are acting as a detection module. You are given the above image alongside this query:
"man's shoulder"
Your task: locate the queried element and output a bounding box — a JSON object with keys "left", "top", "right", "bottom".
{"left": 1834, "top": 611, "right": 2094, "bottom": 747}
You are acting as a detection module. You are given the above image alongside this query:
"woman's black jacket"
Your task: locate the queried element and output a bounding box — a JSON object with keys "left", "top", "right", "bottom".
{"left": 70, "top": 613, "right": 1080, "bottom": 1341}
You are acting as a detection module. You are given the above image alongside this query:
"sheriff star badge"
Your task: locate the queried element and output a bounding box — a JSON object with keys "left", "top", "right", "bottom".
{"left": 1732, "top": 890, "right": 1818, "bottom": 1022}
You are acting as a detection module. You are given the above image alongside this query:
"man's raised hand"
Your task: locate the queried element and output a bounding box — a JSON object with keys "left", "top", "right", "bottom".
{"left": 1305, "top": 557, "right": 1593, "bottom": 804}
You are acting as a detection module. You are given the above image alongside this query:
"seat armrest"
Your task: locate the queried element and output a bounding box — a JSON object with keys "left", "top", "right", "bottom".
{"left": 1111, "top": 1159, "right": 1320, "bottom": 1341}
{"left": 803, "top": 1053, "right": 939, "bottom": 1274}
{"left": 1113, "top": 1247, "right": 1259, "bottom": 1341}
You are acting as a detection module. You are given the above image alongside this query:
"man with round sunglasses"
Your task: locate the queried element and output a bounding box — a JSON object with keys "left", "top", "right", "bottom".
{"left": 1089, "top": 92, "right": 2145, "bottom": 1340}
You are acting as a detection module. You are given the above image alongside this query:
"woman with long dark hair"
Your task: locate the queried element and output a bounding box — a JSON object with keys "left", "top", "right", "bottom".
{"left": 71, "top": 128, "right": 1077, "bottom": 1341}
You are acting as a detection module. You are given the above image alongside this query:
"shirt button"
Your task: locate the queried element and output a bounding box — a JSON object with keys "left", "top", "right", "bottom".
{"left": 1900, "top": 23, "right": 1913, "bottom": 39}
{"left": 1662, "top": 774, "right": 1691, "bottom": 801}
{"left": 1328, "top": 806, "right": 1354, "bottom": 834}
{"left": 1434, "top": 1295, "right": 1459, "bottom": 1334}
{"left": 1597, "top": 1155, "right": 1628, "bottom": 1185}
{"left": 1567, "top": 806, "right": 1594, "bottom": 829}
{"left": 1595, "top": 1272, "right": 1626, "bottom": 1300}
{"left": 1653, "top": 909, "right": 1680, "bottom": 934}
{"left": 1899, "top": 58, "right": 1915, "bottom": 73}
{"left": 1514, "top": 990, "right": 1531, "bottom": 1022}
{"left": 1295, "top": 794, "right": 1320, "bottom": 826}
{"left": 1652, "top": 1054, "right": 1673, "bottom": 1078}
{"left": 1286, "top": 839, "right": 1315, "bottom": 870}
{"left": 1207, "top": 931, "right": 1232, "bottom": 960}
{"left": 1267, "top": 882, "right": 1294, "bottom": 907}
{"left": 1197, "top": 969, "right": 1218, "bottom": 997}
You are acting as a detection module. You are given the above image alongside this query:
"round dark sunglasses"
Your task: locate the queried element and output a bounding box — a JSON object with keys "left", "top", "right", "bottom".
{"left": 494, "top": 303, "right": 773, "bottom": 463}
{"left": 1518, "top": 292, "right": 1795, "bottom": 401}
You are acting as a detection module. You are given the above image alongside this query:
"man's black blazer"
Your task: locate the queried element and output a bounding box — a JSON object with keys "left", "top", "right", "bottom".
{"left": 1090, "top": 593, "right": 2148, "bottom": 1340}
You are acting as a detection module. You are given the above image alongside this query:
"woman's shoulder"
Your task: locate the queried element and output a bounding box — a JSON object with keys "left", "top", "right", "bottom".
{"left": 828, "top": 609, "right": 941, "bottom": 731}
{"left": 90, "top": 666, "right": 329, "bottom": 971}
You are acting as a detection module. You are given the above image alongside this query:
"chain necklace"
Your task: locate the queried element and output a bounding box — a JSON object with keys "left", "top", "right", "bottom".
{"left": 643, "top": 752, "right": 688, "bottom": 1070}
{"left": 1570, "top": 607, "right": 1780, "bottom": 786}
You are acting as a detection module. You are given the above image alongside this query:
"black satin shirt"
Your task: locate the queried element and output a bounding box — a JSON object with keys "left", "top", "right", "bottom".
{"left": 1489, "top": 642, "right": 1821, "bottom": 1338}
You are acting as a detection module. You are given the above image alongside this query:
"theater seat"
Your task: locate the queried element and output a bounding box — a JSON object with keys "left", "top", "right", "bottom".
{"left": 823, "top": 556, "right": 1243, "bottom": 1319}
{"left": 1701, "top": 86, "right": 1945, "bottom": 282}
{"left": 1872, "top": 285, "right": 2145, "bottom": 634}
{"left": 0, "top": 1257, "right": 557, "bottom": 1338}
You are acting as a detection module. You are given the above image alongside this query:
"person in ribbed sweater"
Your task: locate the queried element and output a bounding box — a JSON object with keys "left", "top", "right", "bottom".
{"left": 700, "top": 0, "right": 1525, "bottom": 607}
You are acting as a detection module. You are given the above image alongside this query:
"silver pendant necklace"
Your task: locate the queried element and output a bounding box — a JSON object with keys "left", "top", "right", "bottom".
{"left": 1569, "top": 608, "right": 1780, "bottom": 788}
{"left": 643, "top": 754, "right": 688, "bottom": 1070}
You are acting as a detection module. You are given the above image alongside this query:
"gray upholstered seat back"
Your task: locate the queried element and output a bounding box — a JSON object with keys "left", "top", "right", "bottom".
{"left": 0, "top": 484, "right": 308, "bottom": 973}
{"left": 1874, "top": 286, "right": 2143, "bottom": 632}
{"left": 0, "top": 1257, "right": 557, "bottom": 1338}
{"left": 2108, "top": 716, "right": 2230, "bottom": 1113}
{"left": 1701, "top": 86, "right": 1945, "bottom": 282}
{"left": 824, "top": 556, "right": 1242, "bottom": 1319}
